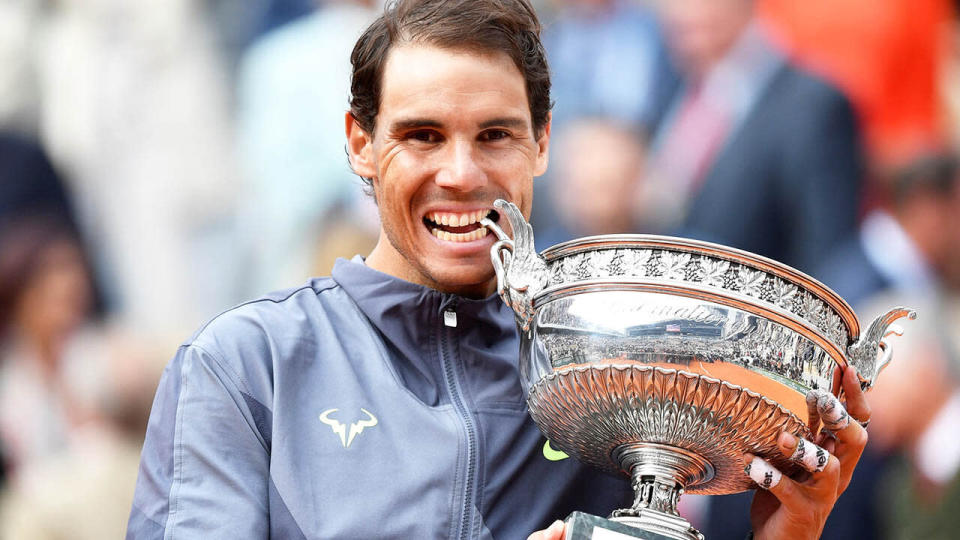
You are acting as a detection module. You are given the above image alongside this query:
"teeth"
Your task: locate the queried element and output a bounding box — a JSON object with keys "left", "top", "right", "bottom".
{"left": 430, "top": 227, "right": 489, "bottom": 243}
{"left": 427, "top": 210, "right": 491, "bottom": 226}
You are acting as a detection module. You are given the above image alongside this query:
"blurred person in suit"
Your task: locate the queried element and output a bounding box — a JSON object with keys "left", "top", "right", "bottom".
{"left": 543, "top": 0, "right": 677, "bottom": 131}
{"left": 237, "top": 0, "right": 380, "bottom": 295}
{"left": 645, "top": 0, "right": 864, "bottom": 276}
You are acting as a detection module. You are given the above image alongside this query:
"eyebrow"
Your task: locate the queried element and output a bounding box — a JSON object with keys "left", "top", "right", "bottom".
{"left": 389, "top": 118, "right": 444, "bottom": 132}
{"left": 478, "top": 117, "right": 529, "bottom": 130}
{"left": 388, "top": 116, "right": 530, "bottom": 132}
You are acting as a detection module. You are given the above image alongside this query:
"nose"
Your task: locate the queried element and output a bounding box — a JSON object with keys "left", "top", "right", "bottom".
{"left": 434, "top": 139, "right": 488, "bottom": 191}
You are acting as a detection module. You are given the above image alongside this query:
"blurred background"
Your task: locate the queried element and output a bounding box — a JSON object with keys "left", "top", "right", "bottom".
{"left": 0, "top": 0, "right": 958, "bottom": 538}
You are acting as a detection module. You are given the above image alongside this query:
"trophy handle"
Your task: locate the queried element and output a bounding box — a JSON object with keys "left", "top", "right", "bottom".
{"left": 481, "top": 199, "right": 548, "bottom": 332}
{"left": 847, "top": 307, "right": 917, "bottom": 390}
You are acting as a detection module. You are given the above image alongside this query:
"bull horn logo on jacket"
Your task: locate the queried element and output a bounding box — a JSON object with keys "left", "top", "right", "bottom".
{"left": 319, "top": 408, "right": 378, "bottom": 448}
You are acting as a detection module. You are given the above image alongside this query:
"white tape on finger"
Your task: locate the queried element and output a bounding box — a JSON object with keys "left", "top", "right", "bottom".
{"left": 745, "top": 456, "right": 782, "bottom": 490}
{"left": 790, "top": 438, "right": 830, "bottom": 473}
{"left": 816, "top": 392, "right": 850, "bottom": 431}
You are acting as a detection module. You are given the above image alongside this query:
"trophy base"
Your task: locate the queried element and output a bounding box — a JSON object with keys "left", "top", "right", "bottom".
{"left": 563, "top": 512, "right": 684, "bottom": 540}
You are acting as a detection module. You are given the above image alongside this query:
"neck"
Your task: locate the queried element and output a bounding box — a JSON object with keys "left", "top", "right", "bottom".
{"left": 365, "top": 240, "right": 498, "bottom": 299}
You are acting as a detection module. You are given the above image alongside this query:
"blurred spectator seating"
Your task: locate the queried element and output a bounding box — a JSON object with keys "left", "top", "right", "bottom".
{"left": 531, "top": 0, "right": 677, "bottom": 232}
{"left": 237, "top": 0, "right": 378, "bottom": 293}
{"left": 536, "top": 118, "right": 648, "bottom": 250}
{"left": 862, "top": 287, "right": 960, "bottom": 540}
{"left": 0, "top": 325, "right": 163, "bottom": 540}
{"left": 0, "top": 132, "right": 76, "bottom": 229}
{"left": 0, "top": 217, "right": 97, "bottom": 472}
{"left": 646, "top": 1, "right": 863, "bottom": 276}
{"left": 32, "top": 0, "right": 243, "bottom": 338}
{"left": 543, "top": 0, "right": 678, "bottom": 131}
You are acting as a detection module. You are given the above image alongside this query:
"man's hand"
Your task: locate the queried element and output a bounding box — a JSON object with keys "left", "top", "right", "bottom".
{"left": 527, "top": 520, "right": 565, "bottom": 540}
{"left": 745, "top": 366, "right": 870, "bottom": 540}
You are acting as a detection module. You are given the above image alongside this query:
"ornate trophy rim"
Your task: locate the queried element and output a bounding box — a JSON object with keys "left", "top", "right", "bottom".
{"left": 539, "top": 234, "right": 860, "bottom": 342}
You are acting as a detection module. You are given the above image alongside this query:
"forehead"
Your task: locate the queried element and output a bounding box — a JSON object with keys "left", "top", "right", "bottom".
{"left": 377, "top": 44, "right": 531, "bottom": 127}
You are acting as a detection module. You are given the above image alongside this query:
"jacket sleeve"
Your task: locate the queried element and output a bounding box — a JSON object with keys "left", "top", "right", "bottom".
{"left": 126, "top": 343, "right": 270, "bottom": 539}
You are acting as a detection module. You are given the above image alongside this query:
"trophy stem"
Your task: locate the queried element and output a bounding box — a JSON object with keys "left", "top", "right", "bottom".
{"left": 609, "top": 443, "right": 714, "bottom": 540}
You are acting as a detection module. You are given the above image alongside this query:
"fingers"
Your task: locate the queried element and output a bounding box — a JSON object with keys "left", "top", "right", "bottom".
{"left": 745, "top": 453, "right": 783, "bottom": 490}
{"left": 814, "top": 390, "right": 850, "bottom": 431}
{"left": 744, "top": 435, "right": 842, "bottom": 502}
{"left": 780, "top": 432, "right": 829, "bottom": 473}
{"left": 805, "top": 391, "right": 821, "bottom": 434}
{"left": 807, "top": 384, "right": 868, "bottom": 455}
{"left": 839, "top": 366, "right": 871, "bottom": 430}
{"left": 831, "top": 365, "right": 842, "bottom": 396}
{"left": 527, "top": 520, "right": 565, "bottom": 540}
{"left": 744, "top": 454, "right": 806, "bottom": 509}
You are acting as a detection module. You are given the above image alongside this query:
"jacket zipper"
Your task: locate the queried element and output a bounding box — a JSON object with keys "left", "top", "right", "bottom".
{"left": 439, "top": 300, "right": 477, "bottom": 540}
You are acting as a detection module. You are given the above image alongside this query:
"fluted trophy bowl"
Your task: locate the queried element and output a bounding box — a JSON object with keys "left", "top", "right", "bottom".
{"left": 482, "top": 200, "right": 914, "bottom": 540}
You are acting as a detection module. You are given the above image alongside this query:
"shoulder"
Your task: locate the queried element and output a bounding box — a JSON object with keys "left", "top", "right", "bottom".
{"left": 814, "top": 236, "right": 887, "bottom": 304}
{"left": 764, "top": 63, "right": 855, "bottom": 117}
{"left": 188, "top": 278, "right": 337, "bottom": 342}
{"left": 177, "top": 277, "right": 357, "bottom": 386}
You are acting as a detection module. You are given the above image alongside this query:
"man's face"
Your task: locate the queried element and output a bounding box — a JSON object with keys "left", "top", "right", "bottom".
{"left": 347, "top": 44, "right": 549, "bottom": 297}
{"left": 657, "top": 0, "right": 753, "bottom": 77}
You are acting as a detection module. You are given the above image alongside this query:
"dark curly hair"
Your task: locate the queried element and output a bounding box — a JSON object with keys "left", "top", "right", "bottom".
{"left": 349, "top": 0, "right": 551, "bottom": 185}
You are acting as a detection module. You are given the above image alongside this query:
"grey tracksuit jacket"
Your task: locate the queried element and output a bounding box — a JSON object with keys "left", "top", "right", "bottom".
{"left": 126, "top": 256, "right": 631, "bottom": 539}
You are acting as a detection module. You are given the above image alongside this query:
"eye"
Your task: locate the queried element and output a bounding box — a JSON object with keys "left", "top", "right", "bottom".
{"left": 407, "top": 130, "right": 442, "bottom": 143}
{"left": 480, "top": 129, "right": 510, "bottom": 142}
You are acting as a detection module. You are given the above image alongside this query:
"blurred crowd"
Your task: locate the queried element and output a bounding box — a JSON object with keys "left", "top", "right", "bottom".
{"left": 1, "top": 0, "right": 959, "bottom": 538}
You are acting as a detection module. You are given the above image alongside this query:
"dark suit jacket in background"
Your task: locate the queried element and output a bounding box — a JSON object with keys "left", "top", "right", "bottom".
{"left": 677, "top": 63, "right": 864, "bottom": 277}
{"left": 683, "top": 60, "right": 871, "bottom": 540}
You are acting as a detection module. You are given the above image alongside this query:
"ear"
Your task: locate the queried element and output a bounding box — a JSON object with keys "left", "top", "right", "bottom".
{"left": 534, "top": 114, "right": 551, "bottom": 177}
{"left": 346, "top": 112, "right": 377, "bottom": 180}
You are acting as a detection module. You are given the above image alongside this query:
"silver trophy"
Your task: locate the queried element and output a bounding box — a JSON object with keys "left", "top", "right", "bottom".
{"left": 482, "top": 200, "right": 914, "bottom": 540}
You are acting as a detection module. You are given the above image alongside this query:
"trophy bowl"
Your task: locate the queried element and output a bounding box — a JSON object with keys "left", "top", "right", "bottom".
{"left": 483, "top": 200, "right": 915, "bottom": 540}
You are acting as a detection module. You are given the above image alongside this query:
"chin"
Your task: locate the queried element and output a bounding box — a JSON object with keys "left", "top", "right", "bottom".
{"left": 429, "top": 263, "right": 497, "bottom": 297}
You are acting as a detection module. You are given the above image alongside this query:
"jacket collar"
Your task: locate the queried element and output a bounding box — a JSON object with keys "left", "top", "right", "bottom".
{"left": 330, "top": 256, "right": 517, "bottom": 404}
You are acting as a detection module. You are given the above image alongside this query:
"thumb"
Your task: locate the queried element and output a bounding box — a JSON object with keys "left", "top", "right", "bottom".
{"left": 527, "top": 519, "right": 565, "bottom": 540}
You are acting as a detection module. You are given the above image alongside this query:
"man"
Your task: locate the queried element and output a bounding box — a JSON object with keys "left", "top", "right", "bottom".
{"left": 126, "top": 1, "right": 870, "bottom": 538}
{"left": 819, "top": 152, "right": 960, "bottom": 306}
{"left": 645, "top": 0, "right": 863, "bottom": 276}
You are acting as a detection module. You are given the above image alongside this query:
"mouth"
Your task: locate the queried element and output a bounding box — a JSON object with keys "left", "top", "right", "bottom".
{"left": 423, "top": 209, "right": 500, "bottom": 243}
